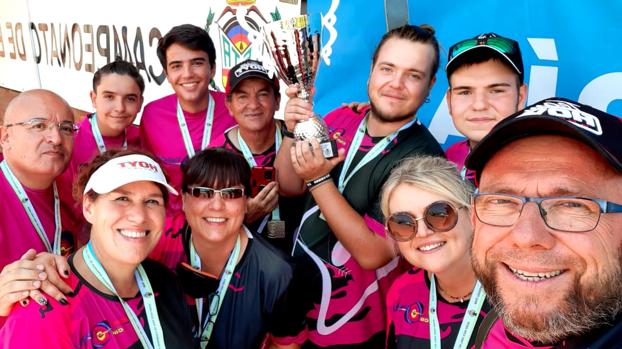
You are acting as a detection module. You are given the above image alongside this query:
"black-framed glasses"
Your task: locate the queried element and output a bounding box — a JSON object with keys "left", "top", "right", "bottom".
{"left": 186, "top": 186, "right": 245, "bottom": 200}
{"left": 448, "top": 35, "right": 519, "bottom": 62}
{"left": 385, "top": 201, "right": 464, "bottom": 242}
{"left": 4, "top": 118, "right": 78, "bottom": 136}
{"left": 473, "top": 193, "right": 622, "bottom": 232}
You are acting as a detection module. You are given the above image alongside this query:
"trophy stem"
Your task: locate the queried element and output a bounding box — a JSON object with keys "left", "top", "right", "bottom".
{"left": 296, "top": 85, "right": 311, "bottom": 103}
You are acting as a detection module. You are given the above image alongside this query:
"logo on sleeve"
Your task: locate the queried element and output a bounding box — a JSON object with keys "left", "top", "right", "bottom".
{"left": 517, "top": 100, "right": 603, "bottom": 135}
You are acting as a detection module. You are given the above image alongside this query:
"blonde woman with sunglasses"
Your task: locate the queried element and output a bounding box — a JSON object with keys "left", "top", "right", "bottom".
{"left": 381, "top": 156, "right": 490, "bottom": 349}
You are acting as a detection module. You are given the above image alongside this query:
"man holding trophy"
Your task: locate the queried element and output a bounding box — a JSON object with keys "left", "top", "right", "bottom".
{"left": 267, "top": 17, "right": 444, "bottom": 348}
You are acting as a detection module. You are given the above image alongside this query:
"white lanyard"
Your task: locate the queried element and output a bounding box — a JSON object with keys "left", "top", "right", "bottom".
{"left": 83, "top": 242, "right": 165, "bottom": 349}
{"left": 429, "top": 274, "right": 486, "bottom": 349}
{"left": 337, "top": 115, "right": 417, "bottom": 193}
{"left": 189, "top": 233, "right": 241, "bottom": 348}
{"left": 90, "top": 113, "right": 127, "bottom": 154}
{"left": 236, "top": 124, "right": 282, "bottom": 221}
{"left": 0, "top": 160, "right": 61, "bottom": 254}
{"left": 176, "top": 94, "right": 215, "bottom": 158}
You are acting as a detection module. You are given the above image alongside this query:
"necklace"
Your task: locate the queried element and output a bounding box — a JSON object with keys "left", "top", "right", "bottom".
{"left": 436, "top": 280, "right": 473, "bottom": 303}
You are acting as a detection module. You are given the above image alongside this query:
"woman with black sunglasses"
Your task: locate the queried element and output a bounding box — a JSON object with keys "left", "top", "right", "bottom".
{"left": 177, "top": 147, "right": 294, "bottom": 349}
{"left": 380, "top": 156, "right": 491, "bottom": 349}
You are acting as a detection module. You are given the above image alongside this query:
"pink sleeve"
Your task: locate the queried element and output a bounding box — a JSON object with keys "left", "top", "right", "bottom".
{"left": 0, "top": 301, "right": 77, "bottom": 348}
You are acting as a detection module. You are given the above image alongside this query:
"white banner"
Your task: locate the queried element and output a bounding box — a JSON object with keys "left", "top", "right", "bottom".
{"left": 0, "top": 0, "right": 301, "bottom": 114}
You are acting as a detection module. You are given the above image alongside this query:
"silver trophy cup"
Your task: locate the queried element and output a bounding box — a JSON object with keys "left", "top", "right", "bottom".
{"left": 263, "top": 15, "right": 337, "bottom": 158}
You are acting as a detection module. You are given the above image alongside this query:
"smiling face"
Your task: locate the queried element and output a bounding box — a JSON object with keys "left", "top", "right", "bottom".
{"left": 388, "top": 183, "right": 472, "bottom": 274}
{"left": 182, "top": 184, "right": 247, "bottom": 245}
{"left": 84, "top": 181, "right": 166, "bottom": 267}
{"left": 0, "top": 90, "right": 74, "bottom": 188}
{"left": 472, "top": 135, "right": 622, "bottom": 343}
{"left": 368, "top": 38, "right": 436, "bottom": 124}
{"left": 226, "top": 78, "right": 280, "bottom": 134}
{"left": 165, "top": 43, "right": 215, "bottom": 113}
{"left": 90, "top": 73, "right": 143, "bottom": 137}
{"left": 447, "top": 59, "right": 526, "bottom": 146}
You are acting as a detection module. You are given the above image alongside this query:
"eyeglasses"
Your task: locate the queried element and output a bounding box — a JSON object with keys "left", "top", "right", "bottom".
{"left": 473, "top": 193, "right": 622, "bottom": 232}
{"left": 4, "top": 118, "right": 78, "bottom": 136}
{"left": 448, "top": 36, "right": 519, "bottom": 62}
{"left": 186, "top": 186, "right": 245, "bottom": 200}
{"left": 385, "top": 201, "right": 464, "bottom": 242}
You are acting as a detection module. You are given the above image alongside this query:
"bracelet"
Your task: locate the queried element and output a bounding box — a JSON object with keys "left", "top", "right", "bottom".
{"left": 305, "top": 173, "right": 331, "bottom": 190}
{"left": 282, "top": 127, "right": 295, "bottom": 139}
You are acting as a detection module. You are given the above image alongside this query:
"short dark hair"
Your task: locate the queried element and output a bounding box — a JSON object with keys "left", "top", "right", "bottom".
{"left": 92, "top": 59, "right": 145, "bottom": 94}
{"left": 157, "top": 24, "right": 216, "bottom": 69}
{"left": 74, "top": 149, "right": 169, "bottom": 205}
{"left": 446, "top": 49, "right": 524, "bottom": 86}
{"left": 181, "top": 148, "right": 251, "bottom": 196}
{"left": 371, "top": 24, "right": 440, "bottom": 81}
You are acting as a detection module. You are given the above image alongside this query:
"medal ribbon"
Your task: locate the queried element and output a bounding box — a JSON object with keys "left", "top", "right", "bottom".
{"left": 176, "top": 94, "right": 215, "bottom": 158}
{"left": 429, "top": 274, "right": 486, "bottom": 349}
{"left": 337, "top": 115, "right": 417, "bottom": 193}
{"left": 82, "top": 242, "right": 165, "bottom": 349}
{"left": 236, "top": 124, "right": 282, "bottom": 222}
{"left": 189, "top": 233, "right": 241, "bottom": 348}
{"left": 90, "top": 113, "right": 128, "bottom": 154}
{"left": 1, "top": 161, "right": 61, "bottom": 254}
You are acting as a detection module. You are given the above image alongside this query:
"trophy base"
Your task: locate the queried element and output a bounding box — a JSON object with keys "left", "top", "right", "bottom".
{"left": 320, "top": 140, "right": 338, "bottom": 159}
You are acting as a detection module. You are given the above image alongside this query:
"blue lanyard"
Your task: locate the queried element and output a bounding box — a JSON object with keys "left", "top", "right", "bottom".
{"left": 338, "top": 115, "right": 417, "bottom": 193}
{"left": 176, "top": 94, "right": 215, "bottom": 158}
{"left": 236, "top": 124, "right": 282, "bottom": 221}
{"left": 83, "top": 242, "right": 165, "bottom": 349}
{"left": 90, "top": 113, "right": 127, "bottom": 154}
{"left": 189, "top": 233, "right": 241, "bottom": 348}
{"left": 429, "top": 274, "right": 486, "bottom": 349}
{"left": 0, "top": 160, "right": 61, "bottom": 254}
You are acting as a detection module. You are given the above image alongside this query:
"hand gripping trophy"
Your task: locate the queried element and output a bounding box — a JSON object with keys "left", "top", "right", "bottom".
{"left": 263, "top": 15, "right": 338, "bottom": 158}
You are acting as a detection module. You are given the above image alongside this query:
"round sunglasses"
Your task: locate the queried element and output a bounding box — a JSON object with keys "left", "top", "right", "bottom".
{"left": 385, "top": 201, "right": 464, "bottom": 242}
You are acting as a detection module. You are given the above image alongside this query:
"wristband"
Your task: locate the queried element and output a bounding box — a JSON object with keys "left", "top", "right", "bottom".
{"left": 282, "top": 127, "right": 295, "bottom": 139}
{"left": 306, "top": 173, "right": 331, "bottom": 190}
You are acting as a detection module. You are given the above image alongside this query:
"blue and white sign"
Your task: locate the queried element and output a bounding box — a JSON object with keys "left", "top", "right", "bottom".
{"left": 308, "top": 0, "right": 622, "bottom": 148}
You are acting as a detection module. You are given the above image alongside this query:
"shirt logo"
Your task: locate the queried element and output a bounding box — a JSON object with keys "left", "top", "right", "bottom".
{"left": 517, "top": 100, "right": 603, "bottom": 135}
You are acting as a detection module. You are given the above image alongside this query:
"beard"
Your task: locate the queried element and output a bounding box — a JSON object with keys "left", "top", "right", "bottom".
{"left": 472, "top": 247, "right": 622, "bottom": 344}
{"left": 369, "top": 99, "right": 419, "bottom": 124}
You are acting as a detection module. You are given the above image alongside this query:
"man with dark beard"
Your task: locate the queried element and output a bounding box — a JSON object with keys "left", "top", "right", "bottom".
{"left": 466, "top": 97, "right": 622, "bottom": 348}
{"left": 271, "top": 25, "right": 444, "bottom": 348}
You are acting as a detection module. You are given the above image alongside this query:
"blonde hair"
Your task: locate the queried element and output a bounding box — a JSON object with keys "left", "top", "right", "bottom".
{"left": 381, "top": 156, "right": 473, "bottom": 217}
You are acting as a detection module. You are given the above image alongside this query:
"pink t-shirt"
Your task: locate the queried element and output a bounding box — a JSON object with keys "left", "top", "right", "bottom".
{"left": 386, "top": 268, "right": 490, "bottom": 348}
{"left": 0, "top": 258, "right": 194, "bottom": 348}
{"left": 445, "top": 140, "right": 476, "bottom": 184}
{"left": 0, "top": 169, "right": 77, "bottom": 270}
{"left": 139, "top": 91, "right": 236, "bottom": 214}
{"left": 57, "top": 114, "right": 141, "bottom": 220}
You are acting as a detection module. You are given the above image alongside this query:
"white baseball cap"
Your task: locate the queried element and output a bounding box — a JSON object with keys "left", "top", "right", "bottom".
{"left": 84, "top": 154, "right": 178, "bottom": 195}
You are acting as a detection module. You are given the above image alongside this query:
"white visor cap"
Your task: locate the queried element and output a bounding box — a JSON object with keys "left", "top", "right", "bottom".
{"left": 83, "top": 154, "right": 178, "bottom": 196}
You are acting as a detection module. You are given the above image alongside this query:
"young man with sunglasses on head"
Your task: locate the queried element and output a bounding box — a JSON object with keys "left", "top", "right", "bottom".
{"left": 444, "top": 33, "right": 527, "bottom": 183}
{"left": 0, "top": 90, "right": 80, "bottom": 319}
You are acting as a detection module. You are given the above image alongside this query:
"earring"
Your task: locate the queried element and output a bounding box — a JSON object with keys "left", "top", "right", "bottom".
{"left": 425, "top": 97, "right": 430, "bottom": 103}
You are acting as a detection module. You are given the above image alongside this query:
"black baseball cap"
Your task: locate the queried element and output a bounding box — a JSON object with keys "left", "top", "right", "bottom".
{"left": 466, "top": 97, "right": 622, "bottom": 181}
{"left": 226, "top": 59, "right": 279, "bottom": 96}
{"left": 446, "top": 33, "right": 524, "bottom": 83}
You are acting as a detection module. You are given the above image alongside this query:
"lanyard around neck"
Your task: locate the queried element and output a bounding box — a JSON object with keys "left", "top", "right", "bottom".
{"left": 176, "top": 93, "right": 215, "bottom": 158}
{"left": 1, "top": 161, "right": 61, "bottom": 254}
{"left": 236, "top": 124, "right": 282, "bottom": 221}
{"left": 90, "top": 113, "right": 127, "bottom": 154}
{"left": 429, "top": 274, "right": 486, "bottom": 349}
{"left": 189, "top": 233, "right": 241, "bottom": 348}
{"left": 83, "top": 242, "right": 165, "bottom": 349}
{"left": 337, "top": 115, "right": 417, "bottom": 193}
